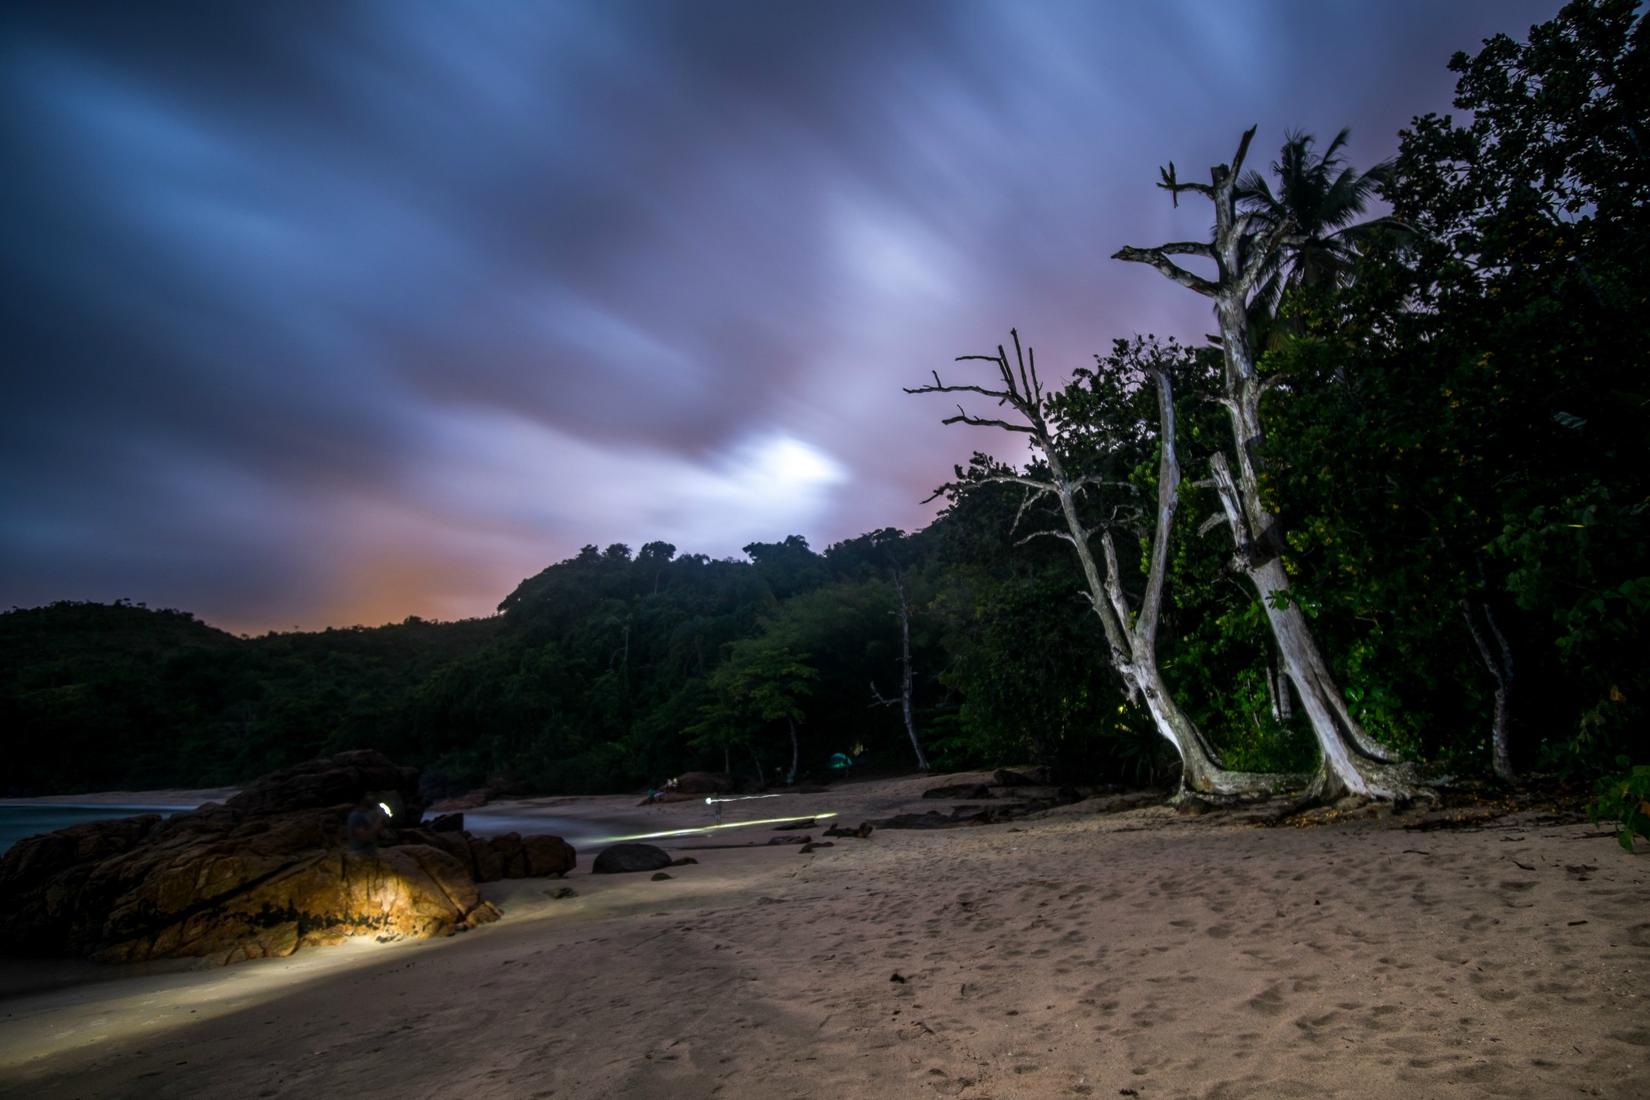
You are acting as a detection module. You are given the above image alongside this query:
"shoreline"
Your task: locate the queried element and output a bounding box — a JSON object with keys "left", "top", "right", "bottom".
{"left": 0, "top": 788, "right": 240, "bottom": 810}
{"left": 2, "top": 776, "right": 1645, "bottom": 1098}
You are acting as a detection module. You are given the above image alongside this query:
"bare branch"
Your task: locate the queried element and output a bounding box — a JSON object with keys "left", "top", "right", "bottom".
{"left": 983, "top": 475, "right": 1056, "bottom": 493}
{"left": 1225, "top": 124, "right": 1258, "bottom": 185}
{"left": 1071, "top": 475, "right": 1140, "bottom": 496}
{"left": 1011, "top": 330, "right": 1034, "bottom": 407}
{"left": 1015, "top": 528, "right": 1075, "bottom": 548}
{"left": 1111, "top": 246, "right": 1218, "bottom": 297}
{"left": 940, "top": 412, "right": 1035, "bottom": 434}
{"left": 1098, "top": 529, "right": 1135, "bottom": 629}
{"left": 1138, "top": 367, "right": 1181, "bottom": 640}
{"left": 920, "top": 473, "right": 1054, "bottom": 505}
{"left": 902, "top": 373, "right": 1015, "bottom": 403}
{"left": 1156, "top": 240, "right": 1216, "bottom": 259}
{"left": 1158, "top": 160, "right": 1214, "bottom": 207}
{"left": 1197, "top": 512, "right": 1228, "bottom": 538}
{"left": 1010, "top": 484, "right": 1055, "bottom": 535}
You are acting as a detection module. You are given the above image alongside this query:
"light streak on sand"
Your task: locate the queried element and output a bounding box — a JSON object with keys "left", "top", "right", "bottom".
{"left": 0, "top": 934, "right": 410, "bottom": 1070}
{"left": 591, "top": 812, "right": 836, "bottom": 844}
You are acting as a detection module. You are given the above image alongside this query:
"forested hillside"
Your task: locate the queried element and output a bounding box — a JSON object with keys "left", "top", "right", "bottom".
{"left": 3, "top": 0, "right": 1642, "bottom": 800}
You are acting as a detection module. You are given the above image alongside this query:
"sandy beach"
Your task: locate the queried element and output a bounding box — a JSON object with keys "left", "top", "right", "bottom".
{"left": 1, "top": 774, "right": 1645, "bottom": 1099}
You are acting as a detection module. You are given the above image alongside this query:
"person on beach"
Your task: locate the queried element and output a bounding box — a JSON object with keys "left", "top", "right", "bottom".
{"left": 345, "top": 796, "right": 387, "bottom": 852}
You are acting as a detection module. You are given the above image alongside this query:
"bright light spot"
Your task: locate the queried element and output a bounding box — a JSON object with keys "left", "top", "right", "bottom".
{"left": 750, "top": 436, "right": 847, "bottom": 489}
{"left": 378, "top": 801, "right": 393, "bottom": 817}
{"left": 593, "top": 812, "right": 837, "bottom": 843}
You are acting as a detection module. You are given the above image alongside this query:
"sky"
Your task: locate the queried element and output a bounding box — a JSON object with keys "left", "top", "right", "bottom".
{"left": 1, "top": 0, "right": 1561, "bottom": 634}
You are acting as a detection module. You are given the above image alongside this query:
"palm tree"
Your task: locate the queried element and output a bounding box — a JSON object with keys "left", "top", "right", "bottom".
{"left": 1237, "top": 129, "right": 1400, "bottom": 344}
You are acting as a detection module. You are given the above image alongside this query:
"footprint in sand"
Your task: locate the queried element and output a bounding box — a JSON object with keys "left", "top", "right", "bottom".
{"left": 1247, "top": 983, "right": 1287, "bottom": 1015}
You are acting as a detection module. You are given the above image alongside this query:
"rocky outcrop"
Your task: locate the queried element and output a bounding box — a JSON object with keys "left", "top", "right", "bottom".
{"left": 922, "top": 782, "right": 994, "bottom": 800}
{"left": 592, "top": 843, "right": 673, "bottom": 874}
{"left": 0, "top": 750, "right": 575, "bottom": 965}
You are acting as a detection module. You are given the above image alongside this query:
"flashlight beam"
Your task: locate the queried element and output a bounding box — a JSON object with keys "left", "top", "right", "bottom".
{"left": 592, "top": 812, "right": 837, "bottom": 843}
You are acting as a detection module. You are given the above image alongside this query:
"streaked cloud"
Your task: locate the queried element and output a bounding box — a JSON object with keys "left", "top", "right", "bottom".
{"left": 0, "top": 0, "right": 1558, "bottom": 631}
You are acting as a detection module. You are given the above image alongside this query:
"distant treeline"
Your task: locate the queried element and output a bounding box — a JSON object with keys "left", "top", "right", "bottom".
{"left": 0, "top": 521, "right": 1167, "bottom": 796}
{"left": 2, "top": 1, "right": 1643, "bottom": 798}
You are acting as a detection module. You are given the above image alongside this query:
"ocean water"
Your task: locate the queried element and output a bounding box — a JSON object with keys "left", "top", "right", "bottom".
{"left": 0, "top": 805, "right": 626, "bottom": 857}
{"left": 458, "top": 811, "right": 626, "bottom": 849}
{"left": 0, "top": 805, "right": 185, "bottom": 855}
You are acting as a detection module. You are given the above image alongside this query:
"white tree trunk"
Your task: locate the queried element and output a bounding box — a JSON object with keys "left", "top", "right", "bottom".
{"left": 1462, "top": 600, "right": 1515, "bottom": 782}
{"left": 1115, "top": 129, "right": 1425, "bottom": 801}
{"left": 893, "top": 573, "right": 931, "bottom": 771}
{"left": 912, "top": 334, "right": 1297, "bottom": 798}
{"left": 786, "top": 716, "right": 800, "bottom": 787}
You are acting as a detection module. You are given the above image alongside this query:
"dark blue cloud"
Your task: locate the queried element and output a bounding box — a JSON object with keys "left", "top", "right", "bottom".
{"left": 0, "top": 0, "right": 1560, "bottom": 630}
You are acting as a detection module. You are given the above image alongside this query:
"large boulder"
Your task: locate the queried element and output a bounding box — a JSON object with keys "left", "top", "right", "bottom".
{"left": 520, "top": 834, "right": 577, "bottom": 877}
{"left": 92, "top": 844, "right": 499, "bottom": 965}
{"left": 0, "top": 751, "right": 573, "bottom": 965}
{"left": 592, "top": 843, "right": 673, "bottom": 874}
{"left": 223, "top": 749, "right": 422, "bottom": 819}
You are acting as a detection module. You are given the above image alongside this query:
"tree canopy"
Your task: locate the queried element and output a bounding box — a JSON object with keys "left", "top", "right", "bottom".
{"left": 3, "top": 0, "right": 1642, "bottom": 799}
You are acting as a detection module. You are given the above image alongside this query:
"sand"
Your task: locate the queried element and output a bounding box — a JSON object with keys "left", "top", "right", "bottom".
{"left": 1, "top": 774, "right": 1645, "bottom": 1099}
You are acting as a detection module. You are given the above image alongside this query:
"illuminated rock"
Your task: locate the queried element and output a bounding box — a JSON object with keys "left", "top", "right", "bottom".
{"left": 0, "top": 751, "right": 576, "bottom": 965}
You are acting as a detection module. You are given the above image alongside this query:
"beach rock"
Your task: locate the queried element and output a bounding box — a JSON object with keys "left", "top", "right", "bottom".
{"left": 427, "top": 812, "right": 465, "bottom": 833}
{"left": 651, "top": 871, "right": 673, "bottom": 881}
{"left": 223, "top": 749, "right": 422, "bottom": 820}
{"left": 648, "top": 790, "right": 705, "bottom": 804}
{"left": 993, "top": 768, "right": 1049, "bottom": 787}
{"left": 97, "top": 844, "right": 498, "bottom": 964}
{"left": 0, "top": 813, "right": 165, "bottom": 896}
{"left": 491, "top": 832, "right": 528, "bottom": 876}
{"left": 0, "top": 751, "right": 576, "bottom": 965}
{"left": 592, "top": 843, "right": 673, "bottom": 874}
{"left": 520, "top": 834, "right": 577, "bottom": 877}
{"left": 772, "top": 818, "right": 816, "bottom": 830}
{"left": 669, "top": 856, "right": 698, "bottom": 866}
{"left": 430, "top": 788, "right": 492, "bottom": 811}
{"left": 874, "top": 811, "right": 957, "bottom": 830}
{"left": 923, "top": 783, "right": 993, "bottom": 800}
{"left": 468, "top": 834, "right": 506, "bottom": 882}
{"left": 396, "top": 826, "right": 474, "bottom": 869}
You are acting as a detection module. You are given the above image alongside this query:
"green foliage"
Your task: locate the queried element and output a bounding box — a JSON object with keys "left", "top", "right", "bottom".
{"left": 5, "top": 2, "right": 1643, "bottom": 798}
{"left": 1588, "top": 757, "right": 1650, "bottom": 852}
{"left": 689, "top": 639, "right": 817, "bottom": 780}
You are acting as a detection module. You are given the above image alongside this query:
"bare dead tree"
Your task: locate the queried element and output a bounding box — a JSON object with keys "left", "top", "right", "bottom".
{"left": 1461, "top": 600, "right": 1515, "bottom": 782}
{"left": 870, "top": 568, "right": 930, "bottom": 771}
{"left": 1115, "top": 127, "right": 1425, "bottom": 801}
{"left": 909, "top": 331, "right": 1292, "bottom": 796}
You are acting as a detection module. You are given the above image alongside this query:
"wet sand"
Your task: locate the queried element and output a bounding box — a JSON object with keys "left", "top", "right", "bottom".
{"left": 1, "top": 775, "right": 1645, "bottom": 1099}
